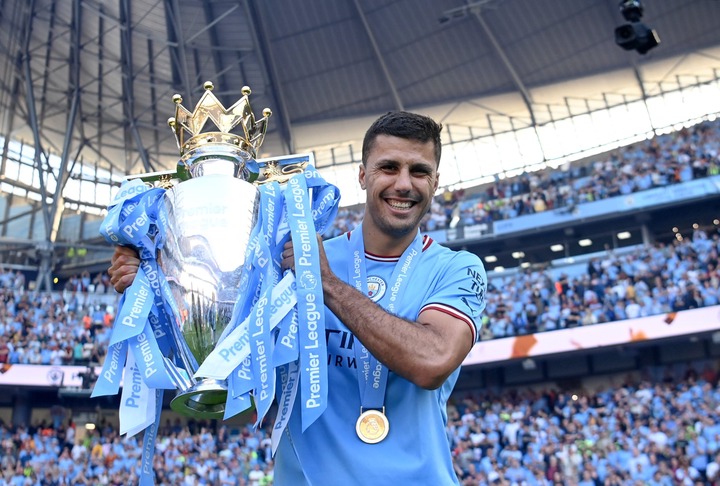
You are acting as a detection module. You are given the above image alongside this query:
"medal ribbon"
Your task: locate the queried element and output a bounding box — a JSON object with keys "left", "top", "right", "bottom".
{"left": 348, "top": 225, "right": 424, "bottom": 410}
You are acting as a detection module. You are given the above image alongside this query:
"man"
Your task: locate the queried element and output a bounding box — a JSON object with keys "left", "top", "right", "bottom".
{"left": 109, "top": 111, "right": 487, "bottom": 484}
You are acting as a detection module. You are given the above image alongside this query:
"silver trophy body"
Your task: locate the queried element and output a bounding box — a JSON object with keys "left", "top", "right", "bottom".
{"left": 160, "top": 157, "right": 258, "bottom": 418}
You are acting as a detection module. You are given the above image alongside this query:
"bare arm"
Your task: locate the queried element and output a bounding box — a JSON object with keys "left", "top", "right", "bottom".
{"left": 282, "top": 235, "right": 475, "bottom": 390}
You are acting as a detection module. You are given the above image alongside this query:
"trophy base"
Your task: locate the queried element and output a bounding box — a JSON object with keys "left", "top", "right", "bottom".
{"left": 170, "top": 379, "right": 228, "bottom": 419}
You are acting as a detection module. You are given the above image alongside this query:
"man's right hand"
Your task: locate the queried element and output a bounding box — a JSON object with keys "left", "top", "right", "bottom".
{"left": 108, "top": 246, "right": 140, "bottom": 293}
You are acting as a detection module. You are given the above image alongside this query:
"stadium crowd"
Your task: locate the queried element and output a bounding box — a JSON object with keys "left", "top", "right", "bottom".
{"left": 3, "top": 223, "right": 720, "bottom": 367}
{"left": 480, "top": 224, "right": 720, "bottom": 340}
{"left": 448, "top": 363, "right": 720, "bottom": 486}
{"left": 0, "top": 270, "right": 114, "bottom": 368}
{"left": 449, "top": 116, "right": 720, "bottom": 230}
{"left": 0, "top": 363, "right": 718, "bottom": 485}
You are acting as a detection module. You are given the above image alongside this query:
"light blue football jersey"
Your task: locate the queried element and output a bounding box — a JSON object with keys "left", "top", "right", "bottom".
{"left": 274, "top": 232, "right": 487, "bottom": 485}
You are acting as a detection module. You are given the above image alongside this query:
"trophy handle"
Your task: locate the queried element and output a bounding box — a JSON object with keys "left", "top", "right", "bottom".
{"left": 126, "top": 169, "right": 179, "bottom": 188}
{"left": 254, "top": 158, "right": 308, "bottom": 185}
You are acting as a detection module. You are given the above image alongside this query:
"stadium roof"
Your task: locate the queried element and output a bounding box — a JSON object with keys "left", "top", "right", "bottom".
{"left": 0, "top": 0, "right": 719, "bottom": 178}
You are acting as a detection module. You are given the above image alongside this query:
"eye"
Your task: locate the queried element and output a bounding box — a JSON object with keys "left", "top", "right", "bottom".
{"left": 412, "top": 166, "right": 433, "bottom": 177}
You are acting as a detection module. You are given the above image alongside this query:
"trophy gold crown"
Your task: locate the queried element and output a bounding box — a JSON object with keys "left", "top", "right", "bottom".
{"left": 167, "top": 81, "right": 271, "bottom": 159}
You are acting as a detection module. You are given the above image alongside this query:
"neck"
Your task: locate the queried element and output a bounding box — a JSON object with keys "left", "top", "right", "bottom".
{"left": 361, "top": 223, "right": 418, "bottom": 256}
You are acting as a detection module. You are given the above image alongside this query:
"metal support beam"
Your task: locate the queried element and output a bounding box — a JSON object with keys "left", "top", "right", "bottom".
{"left": 0, "top": 73, "right": 20, "bottom": 178}
{"left": 50, "top": 0, "right": 82, "bottom": 240}
{"left": 191, "top": 3, "right": 240, "bottom": 47}
{"left": 0, "top": 205, "right": 42, "bottom": 227}
{"left": 202, "top": 1, "right": 230, "bottom": 95}
{"left": 147, "top": 38, "right": 162, "bottom": 162}
{"left": 473, "top": 11, "right": 533, "bottom": 108}
{"left": 38, "top": 0, "right": 58, "bottom": 126}
{"left": 163, "top": 0, "right": 192, "bottom": 102}
{"left": 0, "top": 175, "right": 107, "bottom": 211}
{"left": 470, "top": 8, "right": 547, "bottom": 161}
{"left": 97, "top": 5, "right": 105, "bottom": 165}
{"left": 633, "top": 64, "right": 655, "bottom": 131}
{"left": 35, "top": 0, "right": 84, "bottom": 291}
{"left": 21, "top": 0, "right": 52, "bottom": 236}
{"left": 120, "top": 0, "right": 154, "bottom": 174}
{"left": 352, "top": 0, "right": 404, "bottom": 111}
{"left": 245, "top": 0, "right": 295, "bottom": 154}
{"left": 0, "top": 193, "right": 12, "bottom": 237}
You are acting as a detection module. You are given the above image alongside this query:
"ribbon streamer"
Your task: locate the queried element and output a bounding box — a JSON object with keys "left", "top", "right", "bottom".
{"left": 94, "top": 158, "right": 340, "bottom": 478}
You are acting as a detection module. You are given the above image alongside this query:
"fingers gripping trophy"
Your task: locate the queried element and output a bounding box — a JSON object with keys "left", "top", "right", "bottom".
{"left": 94, "top": 81, "right": 340, "bottom": 463}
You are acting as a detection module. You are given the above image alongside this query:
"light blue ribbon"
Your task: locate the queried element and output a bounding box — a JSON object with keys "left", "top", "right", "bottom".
{"left": 139, "top": 389, "right": 164, "bottom": 486}
{"left": 91, "top": 338, "right": 127, "bottom": 397}
{"left": 198, "top": 163, "right": 339, "bottom": 427}
{"left": 94, "top": 180, "right": 183, "bottom": 483}
{"left": 97, "top": 159, "right": 341, "bottom": 474}
{"left": 284, "top": 173, "right": 328, "bottom": 431}
{"left": 273, "top": 309, "right": 299, "bottom": 365}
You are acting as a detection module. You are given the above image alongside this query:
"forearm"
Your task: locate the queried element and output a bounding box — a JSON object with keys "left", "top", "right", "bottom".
{"left": 321, "top": 271, "right": 464, "bottom": 389}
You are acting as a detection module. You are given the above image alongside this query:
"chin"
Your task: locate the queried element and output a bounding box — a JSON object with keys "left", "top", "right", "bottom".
{"left": 381, "top": 220, "right": 420, "bottom": 238}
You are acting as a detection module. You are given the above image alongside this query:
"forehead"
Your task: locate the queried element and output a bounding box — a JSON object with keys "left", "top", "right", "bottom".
{"left": 366, "top": 134, "right": 437, "bottom": 167}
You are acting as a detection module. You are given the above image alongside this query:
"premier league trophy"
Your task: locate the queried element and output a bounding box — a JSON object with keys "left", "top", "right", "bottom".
{"left": 94, "top": 81, "right": 338, "bottom": 486}
{"left": 139, "top": 82, "right": 304, "bottom": 418}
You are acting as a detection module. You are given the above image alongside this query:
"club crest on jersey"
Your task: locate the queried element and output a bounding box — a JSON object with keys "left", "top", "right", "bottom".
{"left": 367, "top": 276, "right": 386, "bottom": 302}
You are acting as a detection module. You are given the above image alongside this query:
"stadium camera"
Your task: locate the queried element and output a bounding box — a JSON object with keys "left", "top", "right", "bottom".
{"left": 615, "top": 22, "right": 660, "bottom": 54}
{"left": 614, "top": 0, "right": 660, "bottom": 55}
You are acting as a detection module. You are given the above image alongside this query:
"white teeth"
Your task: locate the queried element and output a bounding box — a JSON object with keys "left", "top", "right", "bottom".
{"left": 388, "top": 200, "right": 412, "bottom": 209}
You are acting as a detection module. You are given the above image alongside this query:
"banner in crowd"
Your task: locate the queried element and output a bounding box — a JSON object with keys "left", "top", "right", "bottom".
{"left": 0, "top": 364, "right": 98, "bottom": 387}
{"left": 464, "top": 304, "right": 720, "bottom": 366}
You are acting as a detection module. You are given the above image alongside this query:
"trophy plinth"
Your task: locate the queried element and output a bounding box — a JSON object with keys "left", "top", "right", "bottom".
{"left": 169, "top": 379, "right": 228, "bottom": 419}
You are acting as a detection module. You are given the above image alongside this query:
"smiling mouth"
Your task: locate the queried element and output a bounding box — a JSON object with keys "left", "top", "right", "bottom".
{"left": 386, "top": 199, "right": 414, "bottom": 210}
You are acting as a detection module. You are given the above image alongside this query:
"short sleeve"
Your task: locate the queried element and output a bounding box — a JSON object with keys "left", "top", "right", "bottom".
{"left": 419, "top": 250, "right": 487, "bottom": 345}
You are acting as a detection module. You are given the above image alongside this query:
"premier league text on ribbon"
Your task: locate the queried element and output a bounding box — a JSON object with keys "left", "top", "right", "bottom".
{"left": 102, "top": 342, "right": 125, "bottom": 386}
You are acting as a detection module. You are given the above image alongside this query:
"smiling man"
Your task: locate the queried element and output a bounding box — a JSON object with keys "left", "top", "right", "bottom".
{"left": 277, "top": 111, "right": 487, "bottom": 485}
{"left": 108, "top": 111, "right": 488, "bottom": 485}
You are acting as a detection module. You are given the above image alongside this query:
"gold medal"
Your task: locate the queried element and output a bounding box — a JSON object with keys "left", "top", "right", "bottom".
{"left": 355, "top": 408, "right": 389, "bottom": 444}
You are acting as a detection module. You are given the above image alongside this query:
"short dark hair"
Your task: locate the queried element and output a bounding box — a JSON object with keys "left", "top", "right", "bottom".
{"left": 361, "top": 111, "right": 443, "bottom": 166}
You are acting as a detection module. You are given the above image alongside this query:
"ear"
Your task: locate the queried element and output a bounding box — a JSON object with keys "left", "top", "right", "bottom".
{"left": 358, "top": 163, "right": 366, "bottom": 190}
{"left": 433, "top": 171, "right": 440, "bottom": 194}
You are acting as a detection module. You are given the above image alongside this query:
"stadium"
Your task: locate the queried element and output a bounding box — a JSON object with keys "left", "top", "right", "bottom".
{"left": 0, "top": 0, "right": 720, "bottom": 484}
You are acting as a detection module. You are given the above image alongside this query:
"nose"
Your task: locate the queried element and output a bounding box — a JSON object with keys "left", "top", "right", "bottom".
{"left": 393, "top": 167, "right": 412, "bottom": 193}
